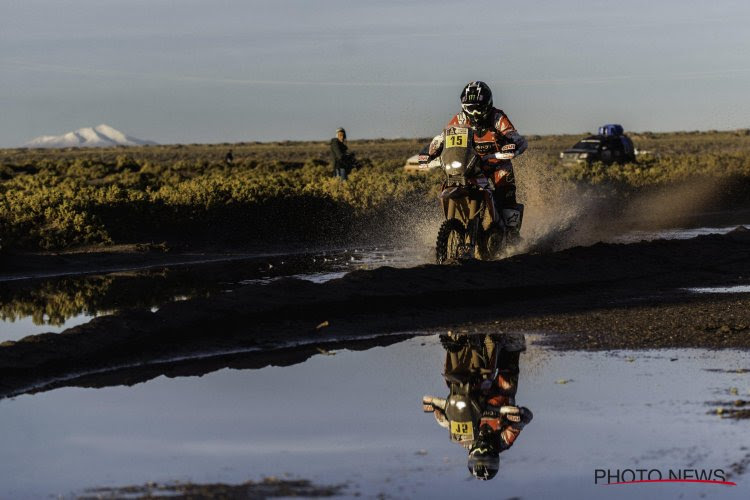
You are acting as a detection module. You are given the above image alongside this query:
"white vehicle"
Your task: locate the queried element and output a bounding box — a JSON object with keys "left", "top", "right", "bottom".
{"left": 403, "top": 141, "right": 441, "bottom": 172}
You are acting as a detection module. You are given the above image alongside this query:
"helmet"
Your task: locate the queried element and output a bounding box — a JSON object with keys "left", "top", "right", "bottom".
{"left": 467, "top": 444, "right": 500, "bottom": 480}
{"left": 460, "top": 81, "right": 493, "bottom": 123}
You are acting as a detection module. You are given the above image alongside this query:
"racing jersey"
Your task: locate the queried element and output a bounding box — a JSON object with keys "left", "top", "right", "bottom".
{"left": 429, "top": 108, "right": 528, "bottom": 164}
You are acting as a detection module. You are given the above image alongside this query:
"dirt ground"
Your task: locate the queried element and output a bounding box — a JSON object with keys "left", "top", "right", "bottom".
{"left": 78, "top": 476, "right": 346, "bottom": 500}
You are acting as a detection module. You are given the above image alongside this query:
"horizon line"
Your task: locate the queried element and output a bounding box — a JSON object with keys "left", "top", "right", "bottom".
{"left": 9, "top": 125, "right": 750, "bottom": 150}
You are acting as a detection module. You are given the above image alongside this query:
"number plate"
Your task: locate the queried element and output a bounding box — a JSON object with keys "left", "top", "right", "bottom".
{"left": 445, "top": 128, "right": 469, "bottom": 149}
{"left": 450, "top": 420, "right": 474, "bottom": 441}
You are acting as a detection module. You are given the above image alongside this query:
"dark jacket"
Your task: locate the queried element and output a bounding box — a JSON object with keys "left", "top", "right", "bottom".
{"left": 330, "top": 138, "right": 354, "bottom": 173}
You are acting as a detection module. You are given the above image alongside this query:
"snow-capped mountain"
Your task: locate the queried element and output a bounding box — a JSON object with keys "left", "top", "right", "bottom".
{"left": 24, "top": 124, "right": 156, "bottom": 148}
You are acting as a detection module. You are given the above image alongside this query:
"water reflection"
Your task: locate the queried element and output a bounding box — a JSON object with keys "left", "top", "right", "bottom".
{"left": 0, "top": 272, "right": 210, "bottom": 328}
{"left": 0, "top": 333, "right": 414, "bottom": 400}
{"left": 422, "top": 333, "right": 532, "bottom": 481}
{"left": 2, "top": 335, "right": 749, "bottom": 498}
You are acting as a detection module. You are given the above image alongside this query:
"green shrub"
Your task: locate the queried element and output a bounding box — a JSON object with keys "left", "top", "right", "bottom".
{"left": 1, "top": 131, "right": 749, "bottom": 251}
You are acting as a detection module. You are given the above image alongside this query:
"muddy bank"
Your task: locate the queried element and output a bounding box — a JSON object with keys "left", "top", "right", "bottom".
{"left": 2, "top": 207, "right": 749, "bottom": 284}
{"left": 488, "top": 293, "right": 750, "bottom": 350}
{"left": 79, "top": 477, "right": 346, "bottom": 500}
{"left": 0, "top": 245, "right": 265, "bottom": 282}
{"left": 1, "top": 228, "right": 750, "bottom": 398}
{"left": 709, "top": 400, "right": 750, "bottom": 420}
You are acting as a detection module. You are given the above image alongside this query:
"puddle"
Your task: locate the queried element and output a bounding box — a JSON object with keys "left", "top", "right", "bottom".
{"left": 0, "top": 246, "right": 428, "bottom": 340}
{"left": 688, "top": 285, "right": 750, "bottom": 294}
{"left": 240, "top": 271, "right": 349, "bottom": 286}
{"left": 613, "top": 225, "right": 744, "bottom": 243}
{"left": 1, "top": 335, "right": 748, "bottom": 498}
{"left": 239, "top": 246, "right": 426, "bottom": 285}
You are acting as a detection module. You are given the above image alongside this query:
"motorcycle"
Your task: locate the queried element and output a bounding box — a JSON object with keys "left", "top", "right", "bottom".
{"left": 433, "top": 125, "right": 523, "bottom": 264}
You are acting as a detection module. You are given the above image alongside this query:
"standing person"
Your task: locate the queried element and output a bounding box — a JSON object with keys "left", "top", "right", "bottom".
{"left": 224, "top": 149, "right": 234, "bottom": 166}
{"left": 429, "top": 81, "right": 528, "bottom": 238}
{"left": 330, "top": 127, "right": 357, "bottom": 180}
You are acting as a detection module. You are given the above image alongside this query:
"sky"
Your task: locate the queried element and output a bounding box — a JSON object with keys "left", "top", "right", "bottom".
{"left": 2, "top": 0, "right": 750, "bottom": 147}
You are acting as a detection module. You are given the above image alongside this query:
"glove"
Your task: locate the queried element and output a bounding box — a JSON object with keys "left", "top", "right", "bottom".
{"left": 503, "top": 406, "right": 532, "bottom": 427}
{"left": 519, "top": 406, "right": 533, "bottom": 424}
{"left": 497, "top": 143, "right": 516, "bottom": 160}
{"left": 439, "top": 334, "right": 466, "bottom": 353}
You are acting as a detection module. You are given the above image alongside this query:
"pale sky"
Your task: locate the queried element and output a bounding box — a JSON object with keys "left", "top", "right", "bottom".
{"left": 2, "top": 0, "right": 750, "bottom": 146}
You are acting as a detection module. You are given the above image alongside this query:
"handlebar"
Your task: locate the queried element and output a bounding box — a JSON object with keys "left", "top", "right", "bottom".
{"left": 481, "top": 143, "right": 517, "bottom": 162}
{"left": 425, "top": 144, "right": 516, "bottom": 171}
{"left": 422, "top": 395, "right": 447, "bottom": 412}
{"left": 499, "top": 405, "right": 520, "bottom": 415}
{"left": 481, "top": 151, "right": 515, "bottom": 162}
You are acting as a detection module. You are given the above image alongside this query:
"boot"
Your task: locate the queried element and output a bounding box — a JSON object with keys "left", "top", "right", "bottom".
{"left": 502, "top": 204, "right": 524, "bottom": 245}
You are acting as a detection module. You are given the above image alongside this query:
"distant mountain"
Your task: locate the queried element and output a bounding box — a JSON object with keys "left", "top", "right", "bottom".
{"left": 24, "top": 124, "right": 157, "bottom": 148}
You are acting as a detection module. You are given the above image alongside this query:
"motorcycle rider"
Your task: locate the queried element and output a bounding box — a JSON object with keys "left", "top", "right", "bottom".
{"left": 423, "top": 333, "right": 533, "bottom": 481}
{"left": 429, "top": 81, "right": 528, "bottom": 238}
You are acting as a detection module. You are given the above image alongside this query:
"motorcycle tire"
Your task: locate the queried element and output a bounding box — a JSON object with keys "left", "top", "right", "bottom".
{"left": 435, "top": 218, "right": 466, "bottom": 264}
{"left": 479, "top": 226, "right": 505, "bottom": 261}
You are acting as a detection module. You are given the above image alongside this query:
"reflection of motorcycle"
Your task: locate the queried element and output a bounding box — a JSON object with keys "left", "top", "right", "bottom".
{"left": 422, "top": 333, "right": 532, "bottom": 481}
{"left": 434, "top": 126, "right": 522, "bottom": 264}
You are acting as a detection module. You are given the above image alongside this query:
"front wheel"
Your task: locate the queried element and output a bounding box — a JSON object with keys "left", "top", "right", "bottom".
{"left": 436, "top": 218, "right": 466, "bottom": 264}
{"left": 479, "top": 226, "right": 506, "bottom": 260}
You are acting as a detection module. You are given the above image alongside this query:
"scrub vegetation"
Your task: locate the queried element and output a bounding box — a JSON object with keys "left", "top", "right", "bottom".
{"left": 1, "top": 130, "right": 749, "bottom": 251}
{"left": 562, "top": 129, "right": 750, "bottom": 186}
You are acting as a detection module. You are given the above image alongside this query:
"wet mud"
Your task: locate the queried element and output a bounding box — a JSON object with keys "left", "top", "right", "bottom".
{"left": 1, "top": 227, "right": 750, "bottom": 399}
{"left": 495, "top": 293, "right": 750, "bottom": 350}
{"left": 0, "top": 245, "right": 240, "bottom": 282}
{"left": 78, "top": 476, "right": 346, "bottom": 500}
{"left": 710, "top": 400, "right": 750, "bottom": 420}
{"left": 729, "top": 452, "right": 750, "bottom": 479}
{"left": 0, "top": 244, "right": 375, "bottom": 284}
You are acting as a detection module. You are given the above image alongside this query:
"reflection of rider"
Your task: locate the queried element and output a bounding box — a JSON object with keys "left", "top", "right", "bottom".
{"left": 423, "top": 334, "right": 533, "bottom": 481}
{"left": 429, "top": 81, "right": 528, "bottom": 236}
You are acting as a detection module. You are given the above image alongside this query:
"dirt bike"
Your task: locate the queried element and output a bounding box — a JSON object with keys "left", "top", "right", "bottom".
{"left": 433, "top": 125, "right": 523, "bottom": 264}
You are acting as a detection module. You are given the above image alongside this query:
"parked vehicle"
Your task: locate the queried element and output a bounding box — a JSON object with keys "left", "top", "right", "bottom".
{"left": 560, "top": 124, "right": 635, "bottom": 167}
{"left": 404, "top": 143, "right": 440, "bottom": 172}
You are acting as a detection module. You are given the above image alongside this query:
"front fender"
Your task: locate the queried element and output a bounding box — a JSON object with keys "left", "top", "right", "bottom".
{"left": 439, "top": 186, "right": 466, "bottom": 200}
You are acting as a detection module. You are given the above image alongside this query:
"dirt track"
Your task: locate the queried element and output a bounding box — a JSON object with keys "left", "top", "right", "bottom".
{"left": 1, "top": 227, "right": 749, "bottom": 399}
